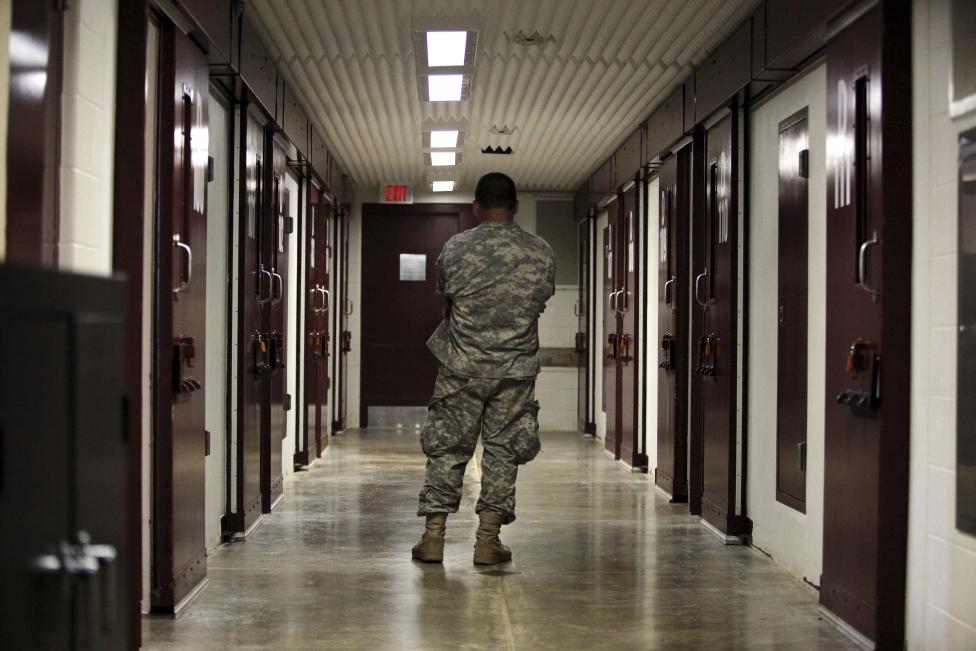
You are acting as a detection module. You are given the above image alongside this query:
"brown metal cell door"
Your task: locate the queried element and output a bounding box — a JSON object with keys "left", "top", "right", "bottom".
{"left": 334, "top": 207, "right": 350, "bottom": 431}
{"left": 821, "top": 6, "right": 912, "bottom": 646}
{"left": 576, "top": 218, "right": 591, "bottom": 433}
{"left": 603, "top": 211, "right": 620, "bottom": 458}
{"left": 0, "top": 269, "right": 130, "bottom": 649}
{"left": 152, "top": 22, "right": 209, "bottom": 611}
{"left": 618, "top": 183, "right": 644, "bottom": 469}
{"left": 301, "top": 185, "right": 331, "bottom": 464}
{"left": 361, "top": 205, "right": 462, "bottom": 422}
{"left": 262, "top": 133, "right": 290, "bottom": 513}
{"left": 656, "top": 148, "right": 690, "bottom": 500}
{"left": 776, "top": 110, "right": 810, "bottom": 512}
{"left": 226, "top": 105, "right": 268, "bottom": 535}
{"left": 694, "top": 112, "right": 746, "bottom": 537}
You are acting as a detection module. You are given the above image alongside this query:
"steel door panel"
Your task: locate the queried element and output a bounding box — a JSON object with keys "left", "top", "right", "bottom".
{"left": 618, "top": 183, "right": 643, "bottom": 468}
{"left": 577, "top": 219, "right": 592, "bottom": 433}
{"left": 0, "top": 269, "right": 130, "bottom": 648}
{"left": 822, "top": 8, "right": 884, "bottom": 638}
{"left": 152, "top": 24, "right": 209, "bottom": 610}
{"left": 776, "top": 110, "right": 810, "bottom": 511}
{"left": 656, "top": 148, "right": 691, "bottom": 499}
{"left": 227, "top": 106, "right": 267, "bottom": 535}
{"left": 696, "top": 112, "right": 743, "bottom": 535}
{"left": 262, "top": 133, "right": 290, "bottom": 512}
{"left": 603, "top": 210, "right": 621, "bottom": 458}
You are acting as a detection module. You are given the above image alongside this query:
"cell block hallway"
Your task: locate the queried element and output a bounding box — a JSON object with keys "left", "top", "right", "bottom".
{"left": 0, "top": 0, "right": 974, "bottom": 650}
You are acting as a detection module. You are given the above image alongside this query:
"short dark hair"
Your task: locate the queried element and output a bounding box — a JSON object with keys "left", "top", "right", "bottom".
{"left": 475, "top": 172, "right": 517, "bottom": 210}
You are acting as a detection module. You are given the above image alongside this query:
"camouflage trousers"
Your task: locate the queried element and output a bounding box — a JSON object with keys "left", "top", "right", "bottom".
{"left": 417, "top": 366, "right": 541, "bottom": 524}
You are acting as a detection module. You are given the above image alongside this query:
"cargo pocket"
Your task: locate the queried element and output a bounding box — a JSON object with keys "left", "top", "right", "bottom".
{"left": 420, "top": 368, "right": 470, "bottom": 456}
{"left": 512, "top": 400, "right": 542, "bottom": 465}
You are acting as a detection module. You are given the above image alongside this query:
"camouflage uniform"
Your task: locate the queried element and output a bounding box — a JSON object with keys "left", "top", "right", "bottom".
{"left": 418, "top": 221, "right": 555, "bottom": 524}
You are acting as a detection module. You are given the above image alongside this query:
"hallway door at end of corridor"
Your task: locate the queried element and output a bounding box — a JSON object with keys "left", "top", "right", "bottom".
{"left": 361, "top": 204, "right": 470, "bottom": 426}
{"left": 603, "top": 207, "right": 621, "bottom": 458}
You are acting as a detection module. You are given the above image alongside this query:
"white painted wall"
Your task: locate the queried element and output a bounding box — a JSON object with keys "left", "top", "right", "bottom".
{"left": 745, "top": 63, "right": 828, "bottom": 586}
{"left": 345, "top": 191, "right": 576, "bottom": 430}
{"left": 907, "top": 0, "right": 976, "bottom": 647}
{"left": 283, "top": 172, "right": 300, "bottom": 480}
{"left": 643, "top": 177, "right": 660, "bottom": 472}
{"left": 58, "top": 0, "right": 117, "bottom": 276}
{"left": 594, "top": 209, "right": 609, "bottom": 441}
{"left": 204, "top": 91, "right": 230, "bottom": 551}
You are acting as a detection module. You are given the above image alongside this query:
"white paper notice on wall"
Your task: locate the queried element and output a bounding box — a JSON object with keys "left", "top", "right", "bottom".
{"left": 399, "top": 254, "right": 427, "bottom": 281}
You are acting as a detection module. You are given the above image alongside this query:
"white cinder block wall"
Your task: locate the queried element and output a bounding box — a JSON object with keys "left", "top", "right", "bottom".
{"left": 745, "top": 64, "right": 828, "bottom": 587}
{"left": 344, "top": 191, "right": 577, "bottom": 430}
{"left": 58, "top": 0, "right": 117, "bottom": 276}
{"left": 907, "top": 0, "right": 976, "bottom": 647}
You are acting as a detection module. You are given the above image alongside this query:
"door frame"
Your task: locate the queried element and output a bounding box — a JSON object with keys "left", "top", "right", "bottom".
{"left": 358, "top": 202, "right": 475, "bottom": 427}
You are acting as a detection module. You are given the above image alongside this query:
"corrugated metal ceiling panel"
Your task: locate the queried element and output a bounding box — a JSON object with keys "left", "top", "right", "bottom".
{"left": 250, "top": 0, "right": 761, "bottom": 191}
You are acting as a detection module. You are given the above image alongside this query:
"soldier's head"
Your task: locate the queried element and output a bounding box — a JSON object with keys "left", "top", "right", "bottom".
{"left": 474, "top": 172, "right": 519, "bottom": 223}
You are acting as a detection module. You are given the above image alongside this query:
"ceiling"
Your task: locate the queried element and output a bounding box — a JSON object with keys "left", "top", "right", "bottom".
{"left": 249, "top": 0, "right": 762, "bottom": 192}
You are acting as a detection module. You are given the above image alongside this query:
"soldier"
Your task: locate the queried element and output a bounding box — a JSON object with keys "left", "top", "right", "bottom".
{"left": 412, "top": 172, "right": 556, "bottom": 565}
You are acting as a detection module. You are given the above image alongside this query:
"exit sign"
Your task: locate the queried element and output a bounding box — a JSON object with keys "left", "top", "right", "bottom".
{"left": 380, "top": 184, "right": 413, "bottom": 204}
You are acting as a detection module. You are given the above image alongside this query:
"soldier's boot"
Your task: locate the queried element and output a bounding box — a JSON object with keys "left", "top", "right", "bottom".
{"left": 412, "top": 513, "right": 447, "bottom": 563}
{"left": 473, "top": 511, "right": 512, "bottom": 565}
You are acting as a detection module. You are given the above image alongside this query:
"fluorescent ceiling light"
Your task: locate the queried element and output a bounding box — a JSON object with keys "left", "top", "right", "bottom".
{"left": 426, "top": 31, "right": 467, "bottom": 67}
{"left": 428, "top": 74, "right": 463, "bottom": 101}
{"left": 432, "top": 181, "right": 455, "bottom": 192}
{"left": 430, "top": 129, "right": 459, "bottom": 148}
{"left": 430, "top": 152, "right": 456, "bottom": 166}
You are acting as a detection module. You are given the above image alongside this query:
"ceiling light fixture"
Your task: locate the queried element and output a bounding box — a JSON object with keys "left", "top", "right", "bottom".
{"left": 429, "top": 152, "right": 456, "bottom": 166}
{"left": 430, "top": 129, "right": 460, "bottom": 148}
{"left": 431, "top": 181, "right": 455, "bottom": 192}
{"left": 426, "top": 31, "right": 468, "bottom": 67}
{"left": 427, "top": 74, "right": 464, "bottom": 102}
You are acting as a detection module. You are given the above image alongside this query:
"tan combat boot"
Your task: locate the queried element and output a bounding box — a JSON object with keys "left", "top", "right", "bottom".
{"left": 473, "top": 511, "right": 512, "bottom": 565}
{"left": 412, "top": 513, "right": 447, "bottom": 563}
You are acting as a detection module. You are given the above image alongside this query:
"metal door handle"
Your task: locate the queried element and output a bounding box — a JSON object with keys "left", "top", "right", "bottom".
{"left": 694, "top": 272, "right": 709, "bottom": 307}
{"left": 173, "top": 235, "right": 192, "bottom": 294}
{"left": 857, "top": 230, "right": 880, "bottom": 299}
{"left": 271, "top": 271, "right": 283, "bottom": 305}
{"left": 609, "top": 291, "right": 616, "bottom": 312}
{"left": 574, "top": 299, "right": 581, "bottom": 317}
{"left": 321, "top": 288, "right": 331, "bottom": 313}
{"left": 310, "top": 286, "right": 322, "bottom": 313}
{"left": 664, "top": 277, "right": 675, "bottom": 308}
{"left": 258, "top": 265, "right": 273, "bottom": 304}
{"left": 618, "top": 290, "right": 629, "bottom": 315}
{"left": 345, "top": 298, "right": 354, "bottom": 316}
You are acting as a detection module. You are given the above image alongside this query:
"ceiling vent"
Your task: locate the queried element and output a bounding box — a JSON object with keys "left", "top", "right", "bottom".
{"left": 481, "top": 146, "right": 513, "bottom": 155}
{"left": 507, "top": 30, "right": 555, "bottom": 46}
{"left": 488, "top": 124, "right": 519, "bottom": 136}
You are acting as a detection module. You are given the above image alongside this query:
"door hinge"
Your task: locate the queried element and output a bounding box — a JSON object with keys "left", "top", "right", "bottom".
{"left": 205, "top": 430, "right": 211, "bottom": 456}
{"left": 287, "top": 216, "right": 295, "bottom": 234}
{"left": 285, "top": 393, "right": 292, "bottom": 411}
{"left": 207, "top": 156, "right": 215, "bottom": 183}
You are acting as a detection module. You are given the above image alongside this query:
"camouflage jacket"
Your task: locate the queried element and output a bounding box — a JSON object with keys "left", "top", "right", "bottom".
{"left": 427, "top": 220, "right": 556, "bottom": 379}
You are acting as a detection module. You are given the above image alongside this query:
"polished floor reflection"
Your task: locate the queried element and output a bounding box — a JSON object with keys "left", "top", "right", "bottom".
{"left": 143, "top": 430, "right": 856, "bottom": 650}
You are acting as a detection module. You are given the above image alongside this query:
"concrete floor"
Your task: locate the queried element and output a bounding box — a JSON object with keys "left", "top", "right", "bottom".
{"left": 143, "top": 430, "right": 857, "bottom": 650}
